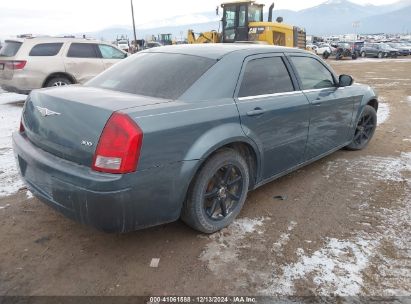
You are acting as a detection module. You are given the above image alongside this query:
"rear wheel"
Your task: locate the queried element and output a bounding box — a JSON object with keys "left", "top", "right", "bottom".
{"left": 361, "top": 51, "right": 366, "bottom": 58}
{"left": 377, "top": 52, "right": 383, "bottom": 59}
{"left": 181, "top": 149, "right": 250, "bottom": 233}
{"left": 45, "top": 76, "right": 72, "bottom": 87}
{"left": 346, "top": 105, "right": 377, "bottom": 150}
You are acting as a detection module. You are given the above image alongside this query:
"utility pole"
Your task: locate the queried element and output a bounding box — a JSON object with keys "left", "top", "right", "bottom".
{"left": 131, "top": 0, "right": 138, "bottom": 51}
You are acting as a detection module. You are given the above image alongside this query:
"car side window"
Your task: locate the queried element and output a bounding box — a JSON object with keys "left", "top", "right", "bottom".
{"left": 29, "top": 43, "right": 63, "bottom": 56}
{"left": 98, "top": 45, "right": 125, "bottom": 59}
{"left": 67, "top": 43, "right": 99, "bottom": 58}
{"left": 290, "top": 56, "right": 335, "bottom": 90}
{"left": 238, "top": 57, "right": 294, "bottom": 98}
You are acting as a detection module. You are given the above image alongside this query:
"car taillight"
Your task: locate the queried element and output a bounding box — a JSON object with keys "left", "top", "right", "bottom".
{"left": 19, "top": 117, "right": 25, "bottom": 132}
{"left": 5, "top": 60, "right": 27, "bottom": 70}
{"left": 92, "top": 112, "right": 143, "bottom": 174}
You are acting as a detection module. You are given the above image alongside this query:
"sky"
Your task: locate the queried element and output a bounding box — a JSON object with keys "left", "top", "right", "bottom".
{"left": 0, "top": 0, "right": 401, "bottom": 37}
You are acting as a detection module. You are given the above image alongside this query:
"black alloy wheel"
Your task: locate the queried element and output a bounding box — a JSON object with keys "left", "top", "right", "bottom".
{"left": 346, "top": 105, "right": 377, "bottom": 150}
{"left": 181, "top": 149, "right": 250, "bottom": 233}
{"left": 203, "top": 164, "right": 243, "bottom": 220}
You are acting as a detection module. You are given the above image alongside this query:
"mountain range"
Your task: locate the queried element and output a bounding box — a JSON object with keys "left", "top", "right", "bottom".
{"left": 82, "top": 0, "right": 411, "bottom": 41}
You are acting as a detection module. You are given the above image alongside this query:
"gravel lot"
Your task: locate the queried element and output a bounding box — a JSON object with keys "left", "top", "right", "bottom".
{"left": 0, "top": 59, "right": 410, "bottom": 297}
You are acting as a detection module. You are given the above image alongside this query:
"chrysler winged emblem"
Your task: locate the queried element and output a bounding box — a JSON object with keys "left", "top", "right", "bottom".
{"left": 36, "top": 106, "right": 61, "bottom": 117}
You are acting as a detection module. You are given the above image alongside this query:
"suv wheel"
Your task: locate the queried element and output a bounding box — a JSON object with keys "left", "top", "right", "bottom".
{"left": 377, "top": 52, "right": 383, "bottom": 59}
{"left": 181, "top": 149, "right": 250, "bottom": 233}
{"left": 46, "top": 76, "right": 72, "bottom": 87}
{"left": 361, "top": 51, "right": 366, "bottom": 58}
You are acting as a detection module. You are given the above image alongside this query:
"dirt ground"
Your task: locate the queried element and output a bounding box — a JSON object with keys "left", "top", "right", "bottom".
{"left": 0, "top": 59, "right": 410, "bottom": 297}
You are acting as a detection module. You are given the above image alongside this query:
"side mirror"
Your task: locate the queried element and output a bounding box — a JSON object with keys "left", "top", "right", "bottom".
{"left": 339, "top": 74, "right": 353, "bottom": 87}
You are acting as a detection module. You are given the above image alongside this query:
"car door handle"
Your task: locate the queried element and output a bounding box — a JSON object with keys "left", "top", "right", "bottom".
{"left": 246, "top": 108, "right": 265, "bottom": 116}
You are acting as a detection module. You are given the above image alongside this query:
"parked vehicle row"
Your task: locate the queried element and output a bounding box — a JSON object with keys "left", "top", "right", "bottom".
{"left": 361, "top": 42, "right": 399, "bottom": 58}
{"left": 308, "top": 40, "right": 411, "bottom": 60}
{"left": 13, "top": 44, "right": 379, "bottom": 233}
{"left": 0, "top": 37, "right": 128, "bottom": 94}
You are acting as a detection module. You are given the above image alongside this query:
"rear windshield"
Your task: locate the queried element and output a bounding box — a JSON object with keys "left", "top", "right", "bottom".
{"left": 87, "top": 52, "right": 216, "bottom": 100}
{"left": 0, "top": 41, "right": 22, "bottom": 57}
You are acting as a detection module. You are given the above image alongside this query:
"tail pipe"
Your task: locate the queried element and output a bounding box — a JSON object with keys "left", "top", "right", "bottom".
{"left": 268, "top": 3, "right": 275, "bottom": 22}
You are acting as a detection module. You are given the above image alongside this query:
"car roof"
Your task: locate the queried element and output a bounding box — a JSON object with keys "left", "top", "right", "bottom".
{"left": 142, "top": 43, "right": 307, "bottom": 60}
{"left": 7, "top": 37, "right": 111, "bottom": 45}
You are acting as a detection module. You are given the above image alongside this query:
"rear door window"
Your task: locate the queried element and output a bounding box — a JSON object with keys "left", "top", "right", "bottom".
{"left": 29, "top": 43, "right": 63, "bottom": 56}
{"left": 290, "top": 56, "right": 335, "bottom": 90}
{"left": 67, "top": 43, "right": 99, "bottom": 58}
{"left": 98, "top": 45, "right": 125, "bottom": 59}
{"left": 0, "top": 41, "right": 22, "bottom": 57}
{"left": 238, "top": 57, "right": 294, "bottom": 97}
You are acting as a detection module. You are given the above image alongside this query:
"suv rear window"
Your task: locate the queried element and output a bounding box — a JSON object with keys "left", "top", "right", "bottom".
{"left": 29, "top": 43, "right": 63, "bottom": 56}
{"left": 67, "top": 43, "right": 98, "bottom": 58}
{"left": 87, "top": 53, "right": 216, "bottom": 100}
{"left": 0, "top": 41, "right": 22, "bottom": 57}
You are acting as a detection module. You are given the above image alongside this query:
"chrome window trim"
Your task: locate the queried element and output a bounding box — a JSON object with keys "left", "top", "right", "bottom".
{"left": 302, "top": 86, "right": 342, "bottom": 93}
{"left": 237, "top": 90, "right": 303, "bottom": 101}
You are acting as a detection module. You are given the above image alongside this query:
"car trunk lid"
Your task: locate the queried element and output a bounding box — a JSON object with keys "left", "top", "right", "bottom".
{"left": 22, "top": 86, "right": 169, "bottom": 166}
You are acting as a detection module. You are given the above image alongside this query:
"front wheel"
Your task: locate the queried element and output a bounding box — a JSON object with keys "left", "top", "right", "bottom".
{"left": 346, "top": 105, "right": 377, "bottom": 150}
{"left": 361, "top": 51, "right": 366, "bottom": 58}
{"left": 181, "top": 149, "right": 250, "bottom": 233}
{"left": 377, "top": 52, "right": 383, "bottom": 59}
{"left": 323, "top": 51, "right": 330, "bottom": 59}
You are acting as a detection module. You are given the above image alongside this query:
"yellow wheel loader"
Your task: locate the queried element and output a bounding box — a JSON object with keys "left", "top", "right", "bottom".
{"left": 188, "top": 1, "right": 306, "bottom": 49}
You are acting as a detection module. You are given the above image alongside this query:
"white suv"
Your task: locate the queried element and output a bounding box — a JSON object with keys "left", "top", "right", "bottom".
{"left": 0, "top": 37, "right": 128, "bottom": 94}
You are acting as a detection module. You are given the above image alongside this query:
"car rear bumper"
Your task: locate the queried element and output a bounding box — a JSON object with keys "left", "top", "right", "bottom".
{"left": 12, "top": 132, "right": 196, "bottom": 233}
{"left": 0, "top": 71, "right": 44, "bottom": 94}
{"left": 0, "top": 83, "right": 30, "bottom": 94}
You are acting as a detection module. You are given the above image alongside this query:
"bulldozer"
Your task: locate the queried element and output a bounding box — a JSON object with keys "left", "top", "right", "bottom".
{"left": 188, "top": 0, "right": 306, "bottom": 49}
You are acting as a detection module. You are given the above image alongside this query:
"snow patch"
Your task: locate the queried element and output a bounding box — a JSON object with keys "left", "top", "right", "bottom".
{"left": 262, "top": 153, "right": 411, "bottom": 296}
{"left": 0, "top": 92, "right": 27, "bottom": 105}
{"left": 271, "top": 221, "right": 297, "bottom": 255}
{"left": 199, "top": 217, "right": 266, "bottom": 272}
{"left": 26, "top": 190, "right": 34, "bottom": 199}
{"left": 377, "top": 102, "right": 389, "bottom": 126}
{"left": 327, "top": 153, "right": 411, "bottom": 185}
{"left": 0, "top": 92, "right": 24, "bottom": 197}
{"left": 263, "top": 237, "right": 378, "bottom": 296}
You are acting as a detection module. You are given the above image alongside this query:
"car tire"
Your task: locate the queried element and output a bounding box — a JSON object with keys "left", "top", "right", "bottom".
{"left": 352, "top": 54, "right": 358, "bottom": 60}
{"left": 377, "top": 52, "right": 383, "bottom": 59}
{"left": 346, "top": 105, "right": 377, "bottom": 151}
{"left": 323, "top": 51, "right": 330, "bottom": 59}
{"left": 45, "top": 76, "right": 72, "bottom": 87}
{"left": 361, "top": 51, "right": 366, "bottom": 58}
{"left": 181, "top": 149, "right": 250, "bottom": 234}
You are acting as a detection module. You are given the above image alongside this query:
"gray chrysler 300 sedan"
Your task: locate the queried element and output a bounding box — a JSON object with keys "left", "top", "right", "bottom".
{"left": 13, "top": 44, "right": 378, "bottom": 233}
